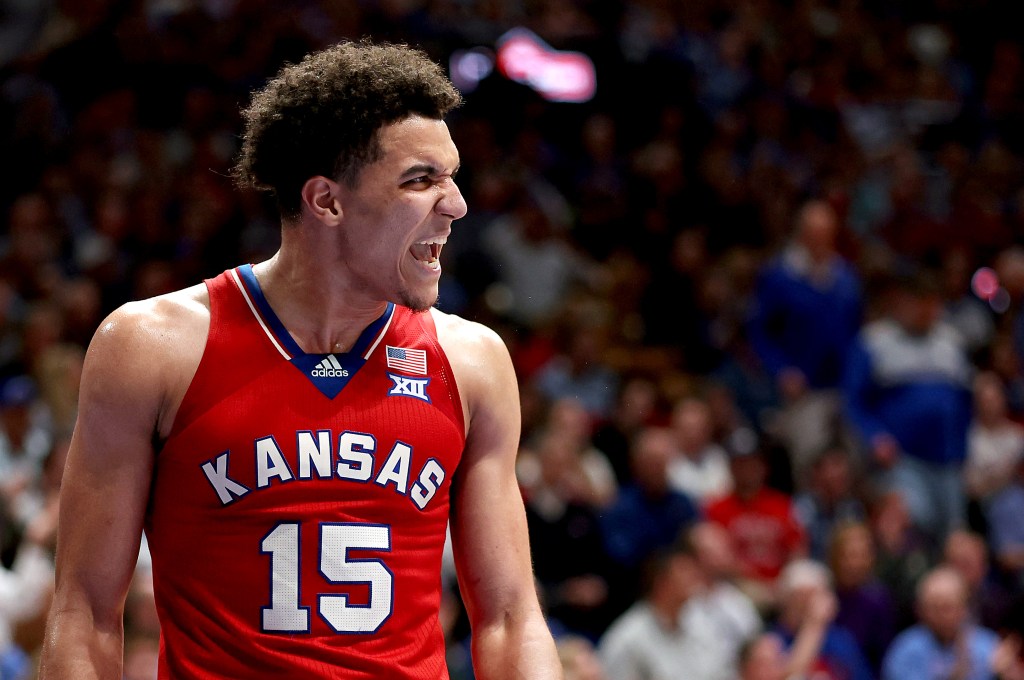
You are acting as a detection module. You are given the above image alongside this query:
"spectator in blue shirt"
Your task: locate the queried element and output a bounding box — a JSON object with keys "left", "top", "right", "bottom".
{"left": 985, "top": 457, "right": 1024, "bottom": 588}
{"left": 601, "top": 427, "right": 701, "bottom": 612}
{"left": 882, "top": 566, "right": 999, "bottom": 680}
{"left": 844, "top": 270, "right": 973, "bottom": 546}
{"left": 749, "top": 199, "right": 863, "bottom": 479}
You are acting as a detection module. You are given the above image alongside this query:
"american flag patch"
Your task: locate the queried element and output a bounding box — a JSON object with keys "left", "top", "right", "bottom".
{"left": 386, "top": 345, "right": 427, "bottom": 375}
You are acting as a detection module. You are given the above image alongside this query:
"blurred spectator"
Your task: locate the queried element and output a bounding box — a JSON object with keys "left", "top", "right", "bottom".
{"left": 737, "top": 633, "right": 790, "bottom": 680}
{"left": 0, "top": 281, "right": 24, "bottom": 371}
{"left": 991, "top": 595, "right": 1024, "bottom": 680}
{"left": 988, "top": 332, "right": 1024, "bottom": 420}
{"left": 600, "top": 427, "right": 700, "bottom": 607}
{"left": 636, "top": 228, "right": 712, "bottom": 363}
{"left": 770, "top": 559, "right": 873, "bottom": 680}
{"left": 882, "top": 567, "right": 1000, "bottom": 680}
{"left": 705, "top": 438, "right": 806, "bottom": 609}
{"left": 964, "top": 372, "right": 1024, "bottom": 511}
{"left": 0, "top": 194, "right": 63, "bottom": 303}
{"left": 33, "top": 343, "right": 84, "bottom": 436}
{"left": 740, "top": 598, "right": 876, "bottom": 680}
{"left": 871, "top": 490, "right": 934, "bottom": 631}
{"left": 794, "top": 446, "right": 867, "bottom": 561}
{"left": 686, "top": 521, "right": 762, "bottom": 675}
{"left": 943, "top": 530, "right": 1010, "bottom": 632}
{"left": 519, "top": 429, "right": 615, "bottom": 639}
{"left": 591, "top": 375, "right": 660, "bottom": 485}
{"left": 666, "top": 396, "right": 733, "bottom": 504}
{"left": 748, "top": 199, "right": 862, "bottom": 479}
{"left": 984, "top": 457, "right": 1024, "bottom": 589}
{"left": 570, "top": 113, "right": 628, "bottom": 262}
{"left": 828, "top": 522, "right": 898, "bottom": 673}
{"left": 481, "top": 185, "right": 601, "bottom": 328}
{"left": 598, "top": 538, "right": 724, "bottom": 680}
{"left": 0, "top": 376, "right": 52, "bottom": 547}
{"left": 844, "top": 270, "right": 973, "bottom": 546}
{"left": 705, "top": 381, "right": 757, "bottom": 456}
{"left": 556, "top": 635, "right": 607, "bottom": 680}
{"left": 741, "top": 622, "right": 868, "bottom": 680}
{"left": 0, "top": 508, "right": 56, "bottom": 680}
{"left": 941, "top": 248, "right": 995, "bottom": 359}
{"left": 532, "top": 320, "right": 619, "bottom": 421}
{"left": 519, "top": 397, "right": 617, "bottom": 509}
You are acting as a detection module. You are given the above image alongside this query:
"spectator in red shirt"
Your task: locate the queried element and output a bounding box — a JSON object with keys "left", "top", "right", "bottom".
{"left": 705, "top": 436, "right": 806, "bottom": 610}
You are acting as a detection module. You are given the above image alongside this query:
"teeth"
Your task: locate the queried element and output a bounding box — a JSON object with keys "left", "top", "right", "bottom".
{"left": 416, "top": 237, "right": 448, "bottom": 245}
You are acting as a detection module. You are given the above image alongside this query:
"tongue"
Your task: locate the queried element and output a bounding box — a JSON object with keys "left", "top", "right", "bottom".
{"left": 410, "top": 243, "right": 433, "bottom": 262}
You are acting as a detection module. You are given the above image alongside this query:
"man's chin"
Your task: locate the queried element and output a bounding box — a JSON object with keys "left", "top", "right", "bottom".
{"left": 398, "top": 289, "right": 438, "bottom": 313}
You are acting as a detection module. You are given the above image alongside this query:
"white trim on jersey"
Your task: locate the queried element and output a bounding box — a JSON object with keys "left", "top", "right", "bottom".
{"left": 229, "top": 268, "right": 292, "bottom": 361}
{"left": 362, "top": 310, "right": 394, "bottom": 361}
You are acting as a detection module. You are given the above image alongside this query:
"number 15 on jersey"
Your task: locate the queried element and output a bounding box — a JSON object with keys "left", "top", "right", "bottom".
{"left": 260, "top": 522, "right": 394, "bottom": 634}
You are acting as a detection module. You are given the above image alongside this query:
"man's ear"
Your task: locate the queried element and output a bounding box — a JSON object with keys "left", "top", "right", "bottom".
{"left": 300, "top": 176, "right": 342, "bottom": 224}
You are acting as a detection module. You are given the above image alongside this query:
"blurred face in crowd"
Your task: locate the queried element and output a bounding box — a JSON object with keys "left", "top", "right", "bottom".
{"left": 536, "top": 431, "right": 577, "bottom": 488}
{"left": 830, "top": 524, "right": 876, "bottom": 590}
{"left": 812, "top": 448, "right": 854, "bottom": 502}
{"left": 548, "top": 398, "right": 593, "bottom": 447}
{"left": 730, "top": 452, "right": 767, "bottom": 497}
{"left": 616, "top": 378, "right": 657, "bottom": 429}
{"left": 943, "top": 531, "right": 988, "bottom": 592}
{"left": 796, "top": 200, "right": 838, "bottom": 262}
{"left": 739, "top": 634, "right": 788, "bottom": 680}
{"left": 917, "top": 568, "right": 969, "bottom": 644}
{"left": 671, "top": 398, "right": 713, "bottom": 456}
{"left": 661, "top": 552, "right": 702, "bottom": 606}
{"left": 690, "top": 521, "right": 739, "bottom": 581}
{"left": 778, "top": 560, "right": 832, "bottom": 630}
{"left": 630, "top": 427, "right": 675, "bottom": 495}
{"left": 973, "top": 372, "right": 1009, "bottom": 425}
{"left": 896, "top": 289, "right": 943, "bottom": 336}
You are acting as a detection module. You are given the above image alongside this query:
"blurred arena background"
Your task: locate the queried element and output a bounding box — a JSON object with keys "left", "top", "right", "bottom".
{"left": 3, "top": 1, "right": 1024, "bottom": 678}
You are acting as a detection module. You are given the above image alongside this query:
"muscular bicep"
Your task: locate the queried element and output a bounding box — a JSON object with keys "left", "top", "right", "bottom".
{"left": 52, "top": 307, "right": 165, "bottom": 627}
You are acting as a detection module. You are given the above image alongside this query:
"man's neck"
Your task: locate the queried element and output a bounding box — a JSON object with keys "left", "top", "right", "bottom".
{"left": 253, "top": 248, "right": 388, "bottom": 355}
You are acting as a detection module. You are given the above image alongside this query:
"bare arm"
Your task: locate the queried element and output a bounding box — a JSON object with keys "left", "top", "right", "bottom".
{"left": 438, "top": 312, "right": 562, "bottom": 680}
{"left": 785, "top": 590, "right": 836, "bottom": 679}
{"left": 39, "top": 293, "right": 206, "bottom": 679}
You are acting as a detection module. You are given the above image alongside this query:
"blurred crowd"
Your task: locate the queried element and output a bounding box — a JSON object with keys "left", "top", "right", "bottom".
{"left": 3, "top": 0, "right": 1024, "bottom": 678}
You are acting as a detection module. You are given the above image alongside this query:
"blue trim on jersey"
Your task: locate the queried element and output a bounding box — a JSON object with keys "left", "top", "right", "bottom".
{"left": 236, "top": 264, "right": 305, "bottom": 358}
{"left": 235, "top": 264, "right": 395, "bottom": 361}
{"left": 236, "top": 265, "right": 397, "bottom": 399}
{"left": 351, "top": 303, "right": 395, "bottom": 358}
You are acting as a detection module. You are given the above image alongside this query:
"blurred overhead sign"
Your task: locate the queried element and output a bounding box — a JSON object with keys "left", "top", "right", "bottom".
{"left": 450, "top": 28, "right": 596, "bottom": 103}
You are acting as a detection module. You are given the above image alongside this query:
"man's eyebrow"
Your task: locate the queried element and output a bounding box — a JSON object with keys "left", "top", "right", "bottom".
{"left": 400, "top": 163, "right": 460, "bottom": 178}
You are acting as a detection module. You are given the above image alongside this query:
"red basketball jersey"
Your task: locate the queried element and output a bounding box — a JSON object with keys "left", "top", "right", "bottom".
{"left": 145, "top": 265, "right": 465, "bottom": 678}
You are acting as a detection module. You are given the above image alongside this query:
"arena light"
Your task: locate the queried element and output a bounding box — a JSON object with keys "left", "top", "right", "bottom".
{"left": 972, "top": 266, "right": 1011, "bottom": 313}
{"left": 449, "top": 47, "right": 495, "bottom": 94}
{"left": 494, "top": 27, "right": 596, "bottom": 103}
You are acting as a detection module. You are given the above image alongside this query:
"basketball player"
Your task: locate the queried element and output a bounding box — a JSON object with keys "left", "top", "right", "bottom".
{"left": 40, "top": 41, "right": 562, "bottom": 678}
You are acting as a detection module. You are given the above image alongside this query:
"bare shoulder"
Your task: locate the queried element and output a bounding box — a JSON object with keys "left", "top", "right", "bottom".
{"left": 430, "top": 308, "right": 518, "bottom": 438}
{"left": 430, "top": 307, "right": 511, "bottom": 372}
{"left": 429, "top": 307, "right": 516, "bottom": 394}
{"left": 84, "top": 283, "right": 210, "bottom": 437}
{"left": 90, "top": 284, "right": 209, "bottom": 362}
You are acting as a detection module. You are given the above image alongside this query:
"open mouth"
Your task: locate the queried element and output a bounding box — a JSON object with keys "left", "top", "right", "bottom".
{"left": 410, "top": 237, "right": 446, "bottom": 267}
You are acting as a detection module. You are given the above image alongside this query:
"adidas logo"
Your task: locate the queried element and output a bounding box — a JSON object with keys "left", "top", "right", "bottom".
{"left": 311, "top": 355, "right": 349, "bottom": 378}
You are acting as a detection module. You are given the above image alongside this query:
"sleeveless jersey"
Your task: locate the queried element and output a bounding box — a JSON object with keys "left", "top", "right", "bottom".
{"left": 145, "top": 265, "right": 466, "bottom": 679}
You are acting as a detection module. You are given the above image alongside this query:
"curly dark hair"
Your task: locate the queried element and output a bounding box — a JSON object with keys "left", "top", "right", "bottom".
{"left": 233, "top": 40, "right": 462, "bottom": 219}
